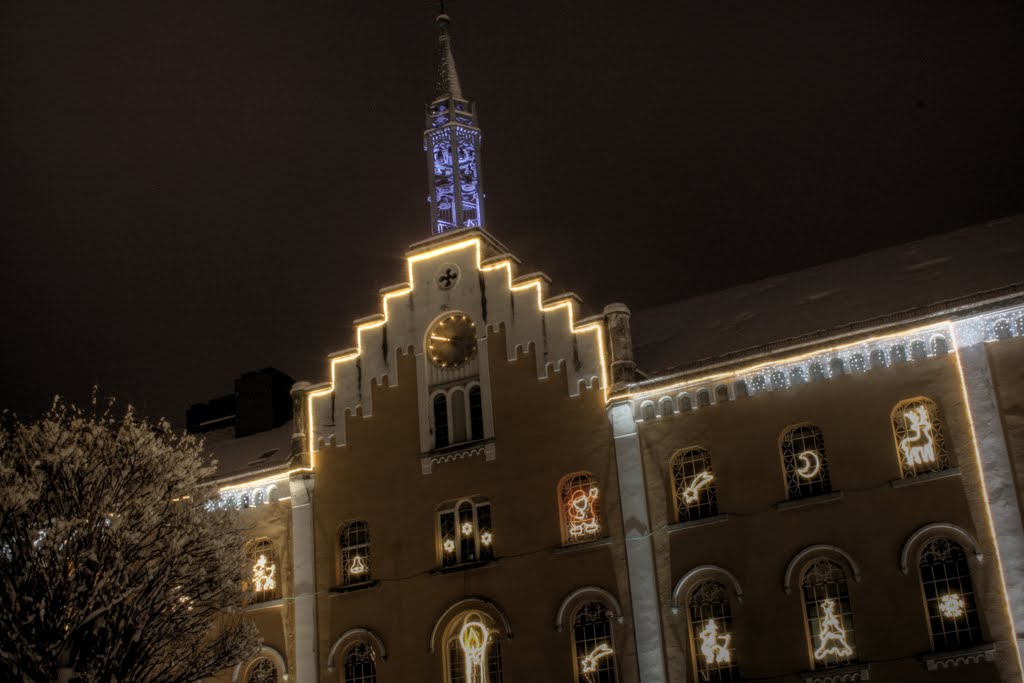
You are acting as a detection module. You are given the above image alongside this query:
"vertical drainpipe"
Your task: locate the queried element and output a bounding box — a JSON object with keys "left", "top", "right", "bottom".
{"left": 290, "top": 383, "right": 319, "bottom": 682}
{"left": 604, "top": 304, "right": 668, "bottom": 682}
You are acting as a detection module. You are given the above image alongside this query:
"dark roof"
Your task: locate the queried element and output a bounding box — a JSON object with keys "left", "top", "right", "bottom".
{"left": 201, "top": 424, "right": 293, "bottom": 484}
{"left": 632, "top": 214, "right": 1024, "bottom": 375}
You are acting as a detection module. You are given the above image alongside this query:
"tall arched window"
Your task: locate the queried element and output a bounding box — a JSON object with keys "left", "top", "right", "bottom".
{"left": 469, "top": 385, "right": 484, "bottom": 440}
{"left": 245, "top": 658, "right": 279, "bottom": 683}
{"left": 892, "top": 398, "right": 950, "bottom": 478}
{"left": 573, "top": 601, "right": 618, "bottom": 682}
{"left": 340, "top": 520, "right": 371, "bottom": 585}
{"left": 433, "top": 393, "right": 449, "bottom": 449}
{"left": 438, "top": 498, "right": 493, "bottom": 568}
{"left": 688, "top": 581, "right": 740, "bottom": 681}
{"left": 672, "top": 448, "right": 718, "bottom": 522}
{"left": 919, "top": 538, "right": 982, "bottom": 651}
{"left": 245, "top": 539, "right": 279, "bottom": 602}
{"left": 560, "top": 472, "right": 602, "bottom": 544}
{"left": 451, "top": 389, "right": 467, "bottom": 443}
{"left": 801, "top": 560, "right": 856, "bottom": 668}
{"left": 445, "top": 612, "right": 503, "bottom": 682}
{"left": 343, "top": 642, "right": 377, "bottom": 682}
{"left": 780, "top": 424, "right": 832, "bottom": 500}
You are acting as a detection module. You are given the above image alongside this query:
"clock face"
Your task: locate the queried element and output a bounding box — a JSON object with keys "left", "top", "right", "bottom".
{"left": 428, "top": 313, "right": 477, "bottom": 369}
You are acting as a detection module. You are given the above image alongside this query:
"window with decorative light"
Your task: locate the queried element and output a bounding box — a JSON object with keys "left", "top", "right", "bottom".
{"left": 801, "top": 560, "right": 856, "bottom": 668}
{"left": 918, "top": 538, "right": 983, "bottom": 651}
{"left": 444, "top": 611, "right": 503, "bottom": 683}
{"left": 672, "top": 447, "right": 718, "bottom": 522}
{"left": 339, "top": 520, "right": 372, "bottom": 586}
{"left": 438, "top": 498, "right": 493, "bottom": 568}
{"left": 572, "top": 601, "right": 618, "bottom": 683}
{"left": 244, "top": 657, "right": 278, "bottom": 683}
{"left": 780, "top": 424, "right": 832, "bottom": 500}
{"left": 559, "top": 472, "right": 602, "bottom": 544}
{"left": 244, "top": 538, "right": 279, "bottom": 602}
{"left": 687, "top": 580, "right": 740, "bottom": 682}
{"left": 892, "top": 398, "right": 950, "bottom": 478}
{"left": 343, "top": 642, "right": 377, "bottom": 683}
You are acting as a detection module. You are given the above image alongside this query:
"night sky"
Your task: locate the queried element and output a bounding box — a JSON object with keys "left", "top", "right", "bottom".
{"left": 2, "top": 2, "right": 1022, "bottom": 424}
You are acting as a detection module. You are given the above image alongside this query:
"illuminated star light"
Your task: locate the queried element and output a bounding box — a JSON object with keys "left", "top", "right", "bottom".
{"left": 938, "top": 593, "right": 965, "bottom": 618}
{"left": 461, "top": 522, "right": 474, "bottom": 537}
{"left": 580, "top": 643, "right": 614, "bottom": 682}
{"left": 443, "top": 538, "right": 456, "bottom": 554}
{"left": 480, "top": 531, "right": 493, "bottom": 546}
{"left": 682, "top": 471, "right": 714, "bottom": 505}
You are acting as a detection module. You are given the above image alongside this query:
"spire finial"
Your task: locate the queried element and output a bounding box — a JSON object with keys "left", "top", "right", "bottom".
{"left": 433, "top": 4, "right": 462, "bottom": 100}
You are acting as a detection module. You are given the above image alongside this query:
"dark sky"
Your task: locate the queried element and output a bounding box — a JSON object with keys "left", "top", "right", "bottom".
{"left": 2, "top": 2, "right": 1022, "bottom": 424}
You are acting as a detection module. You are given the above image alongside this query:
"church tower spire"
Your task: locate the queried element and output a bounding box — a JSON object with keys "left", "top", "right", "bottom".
{"left": 424, "top": 12, "right": 484, "bottom": 235}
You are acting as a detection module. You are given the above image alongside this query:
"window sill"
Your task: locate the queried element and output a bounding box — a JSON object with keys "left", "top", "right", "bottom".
{"left": 244, "top": 598, "right": 284, "bottom": 612}
{"left": 553, "top": 537, "right": 613, "bottom": 554}
{"left": 667, "top": 514, "right": 729, "bottom": 534}
{"left": 891, "top": 467, "right": 960, "bottom": 489}
{"left": 329, "top": 579, "right": 380, "bottom": 595}
{"left": 421, "top": 438, "right": 496, "bottom": 474}
{"left": 801, "top": 662, "right": 869, "bottom": 682}
{"left": 923, "top": 643, "right": 995, "bottom": 671}
{"left": 430, "top": 559, "right": 501, "bottom": 576}
{"left": 776, "top": 491, "right": 843, "bottom": 512}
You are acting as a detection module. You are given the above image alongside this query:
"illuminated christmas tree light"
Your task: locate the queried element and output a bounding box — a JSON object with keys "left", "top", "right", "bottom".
{"left": 813, "top": 599, "right": 853, "bottom": 661}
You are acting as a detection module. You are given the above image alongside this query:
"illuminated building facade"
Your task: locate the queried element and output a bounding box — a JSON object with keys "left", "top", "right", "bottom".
{"left": 203, "top": 13, "right": 1024, "bottom": 683}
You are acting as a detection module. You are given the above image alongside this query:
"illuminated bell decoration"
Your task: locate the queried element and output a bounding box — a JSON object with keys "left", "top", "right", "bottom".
{"left": 938, "top": 593, "right": 966, "bottom": 618}
{"left": 682, "top": 471, "right": 714, "bottom": 506}
{"left": 458, "top": 615, "right": 490, "bottom": 683}
{"left": 900, "top": 404, "right": 937, "bottom": 469}
{"left": 443, "top": 538, "right": 456, "bottom": 554}
{"left": 252, "top": 554, "right": 276, "bottom": 593}
{"left": 349, "top": 554, "right": 368, "bottom": 575}
{"left": 813, "top": 599, "right": 854, "bottom": 661}
{"left": 567, "top": 486, "right": 601, "bottom": 539}
{"left": 698, "top": 619, "right": 732, "bottom": 665}
{"left": 580, "top": 643, "right": 614, "bottom": 680}
{"left": 461, "top": 521, "right": 474, "bottom": 537}
{"left": 480, "top": 530, "right": 493, "bottom": 547}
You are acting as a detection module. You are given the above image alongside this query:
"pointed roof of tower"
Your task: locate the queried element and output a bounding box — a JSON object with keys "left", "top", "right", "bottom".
{"left": 434, "top": 14, "right": 463, "bottom": 100}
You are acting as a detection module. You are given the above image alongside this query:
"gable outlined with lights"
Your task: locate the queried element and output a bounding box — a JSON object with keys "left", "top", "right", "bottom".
{"left": 305, "top": 229, "right": 608, "bottom": 456}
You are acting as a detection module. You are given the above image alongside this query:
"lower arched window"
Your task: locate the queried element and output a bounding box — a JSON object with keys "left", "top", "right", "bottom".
{"left": 801, "top": 560, "right": 856, "bottom": 668}
{"left": 343, "top": 642, "right": 377, "bottom": 682}
{"left": 445, "top": 612, "right": 503, "bottom": 682}
{"left": 245, "top": 658, "right": 279, "bottom": 683}
{"left": 919, "top": 538, "right": 982, "bottom": 651}
{"left": 688, "top": 581, "right": 740, "bottom": 681}
{"left": 573, "top": 601, "right": 618, "bottom": 682}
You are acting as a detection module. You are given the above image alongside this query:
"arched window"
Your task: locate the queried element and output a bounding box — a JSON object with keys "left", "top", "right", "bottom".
{"left": 919, "top": 538, "right": 982, "bottom": 651}
{"left": 910, "top": 340, "right": 928, "bottom": 361}
{"left": 1016, "top": 315, "right": 1024, "bottom": 337}
{"left": 931, "top": 336, "right": 949, "bottom": 356}
{"left": 749, "top": 375, "right": 766, "bottom": 394}
{"left": 890, "top": 344, "right": 907, "bottom": 365}
{"left": 660, "top": 397, "right": 675, "bottom": 416}
{"left": 641, "top": 402, "right": 656, "bottom": 421}
{"left": 869, "top": 349, "right": 887, "bottom": 369}
{"left": 433, "top": 393, "right": 449, "bottom": 449}
{"left": 438, "top": 498, "right": 493, "bottom": 568}
{"left": 688, "top": 581, "right": 740, "bottom": 681}
{"left": 849, "top": 353, "right": 866, "bottom": 373}
{"left": 343, "top": 642, "right": 377, "bottom": 682}
{"left": 679, "top": 394, "right": 694, "bottom": 411}
{"left": 445, "top": 611, "right": 504, "bottom": 683}
{"left": 780, "top": 425, "right": 831, "bottom": 500}
{"left": 340, "top": 520, "right": 371, "bottom": 585}
{"left": 789, "top": 367, "right": 806, "bottom": 385}
{"left": 573, "top": 601, "right": 618, "bottom": 683}
{"left": 892, "top": 398, "right": 950, "bottom": 478}
{"left": 994, "top": 319, "right": 1012, "bottom": 340}
{"left": 715, "top": 385, "right": 730, "bottom": 402}
{"left": 809, "top": 362, "right": 826, "bottom": 382}
{"left": 672, "top": 448, "right": 718, "bottom": 522}
{"left": 245, "top": 539, "right": 279, "bottom": 602}
{"left": 770, "top": 371, "right": 786, "bottom": 390}
{"left": 451, "top": 389, "right": 467, "bottom": 444}
{"left": 733, "top": 381, "right": 749, "bottom": 398}
{"left": 560, "top": 472, "right": 602, "bottom": 544}
{"left": 469, "top": 385, "right": 484, "bottom": 440}
{"left": 246, "top": 658, "right": 279, "bottom": 683}
{"left": 697, "top": 390, "right": 711, "bottom": 407}
{"left": 802, "top": 560, "right": 856, "bottom": 668}
{"left": 828, "top": 357, "right": 846, "bottom": 377}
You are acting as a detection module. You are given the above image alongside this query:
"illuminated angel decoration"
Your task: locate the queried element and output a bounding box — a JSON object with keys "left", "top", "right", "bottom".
{"left": 567, "top": 487, "right": 601, "bottom": 539}
{"left": 252, "top": 554, "right": 276, "bottom": 594}
{"left": 813, "top": 599, "right": 853, "bottom": 661}
{"left": 899, "top": 404, "right": 936, "bottom": 468}
{"left": 698, "top": 619, "right": 732, "bottom": 665}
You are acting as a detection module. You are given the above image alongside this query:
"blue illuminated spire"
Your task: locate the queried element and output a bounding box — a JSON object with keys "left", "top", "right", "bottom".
{"left": 425, "top": 13, "right": 484, "bottom": 235}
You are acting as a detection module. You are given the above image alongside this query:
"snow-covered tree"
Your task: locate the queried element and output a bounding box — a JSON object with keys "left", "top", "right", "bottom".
{"left": 0, "top": 401, "right": 260, "bottom": 682}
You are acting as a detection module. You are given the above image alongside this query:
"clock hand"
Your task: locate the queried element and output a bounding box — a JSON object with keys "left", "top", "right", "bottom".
{"left": 430, "top": 334, "right": 454, "bottom": 343}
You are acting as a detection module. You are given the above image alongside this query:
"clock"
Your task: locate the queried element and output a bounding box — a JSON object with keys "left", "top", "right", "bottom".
{"left": 428, "top": 313, "right": 477, "bottom": 369}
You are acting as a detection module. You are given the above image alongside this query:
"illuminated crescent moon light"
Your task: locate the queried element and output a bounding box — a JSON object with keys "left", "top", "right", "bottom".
{"left": 796, "top": 450, "right": 821, "bottom": 479}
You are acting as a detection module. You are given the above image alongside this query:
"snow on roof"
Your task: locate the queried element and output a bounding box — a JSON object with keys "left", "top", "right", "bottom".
{"left": 201, "top": 423, "right": 293, "bottom": 483}
{"left": 632, "top": 214, "right": 1024, "bottom": 375}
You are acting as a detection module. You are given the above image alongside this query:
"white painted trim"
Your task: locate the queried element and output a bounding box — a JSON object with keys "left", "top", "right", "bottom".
{"left": 232, "top": 645, "right": 289, "bottom": 682}
{"left": 428, "top": 597, "right": 513, "bottom": 654}
{"left": 555, "top": 586, "right": 625, "bottom": 631}
{"left": 899, "top": 522, "right": 983, "bottom": 575}
{"left": 325, "top": 628, "right": 388, "bottom": 672}
{"left": 671, "top": 565, "right": 744, "bottom": 613}
{"left": 783, "top": 544, "right": 862, "bottom": 594}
